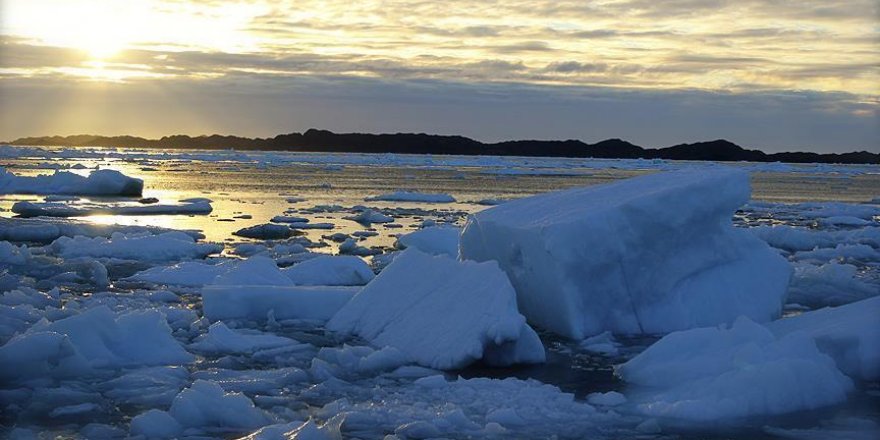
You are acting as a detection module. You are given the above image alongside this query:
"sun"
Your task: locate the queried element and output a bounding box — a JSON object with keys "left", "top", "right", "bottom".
{"left": 72, "top": 30, "right": 128, "bottom": 60}
{"left": 59, "top": 2, "right": 137, "bottom": 61}
{"left": 3, "top": 0, "right": 140, "bottom": 61}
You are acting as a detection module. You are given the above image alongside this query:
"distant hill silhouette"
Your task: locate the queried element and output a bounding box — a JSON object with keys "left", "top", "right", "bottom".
{"left": 6, "top": 129, "right": 878, "bottom": 164}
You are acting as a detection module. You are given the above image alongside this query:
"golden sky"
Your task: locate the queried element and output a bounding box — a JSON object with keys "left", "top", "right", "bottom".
{"left": 1, "top": 0, "right": 878, "bottom": 152}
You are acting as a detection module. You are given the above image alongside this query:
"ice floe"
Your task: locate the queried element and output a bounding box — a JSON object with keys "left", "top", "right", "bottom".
{"left": 48, "top": 231, "right": 221, "bottom": 262}
{"left": 190, "top": 321, "right": 301, "bottom": 355}
{"left": 0, "top": 150, "right": 877, "bottom": 438}
{"left": 788, "top": 262, "right": 877, "bottom": 307}
{"left": 344, "top": 209, "right": 394, "bottom": 226}
{"left": 125, "top": 260, "right": 233, "bottom": 287}
{"left": 202, "top": 256, "right": 359, "bottom": 321}
{"left": 0, "top": 217, "right": 205, "bottom": 243}
{"left": 203, "top": 285, "right": 357, "bottom": 322}
{"left": 0, "top": 241, "right": 31, "bottom": 265}
{"left": 461, "top": 167, "right": 791, "bottom": 338}
{"left": 0, "top": 167, "right": 143, "bottom": 196}
{"left": 365, "top": 191, "right": 456, "bottom": 203}
{"left": 337, "top": 238, "right": 380, "bottom": 256}
{"left": 282, "top": 255, "right": 375, "bottom": 286}
{"left": 395, "top": 225, "right": 461, "bottom": 257}
{"left": 234, "top": 223, "right": 295, "bottom": 239}
{"left": 0, "top": 306, "right": 192, "bottom": 381}
{"left": 327, "top": 249, "right": 545, "bottom": 369}
{"left": 617, "top": 316, "right": 853, "bottom": 420}
{"left": 270, "top": 215, "right": 310, "bottom": 223}
{"left": 768, "top": 296, "right": 880, "bottom": 381}
{"left": 751, "top": 225, "right": 880, "bottom": 252}
{"left": 134, "top": 380, "right": 273, "bottom": 436}
{"left": 11, "top": 199, "right": 212, "bottom": 217}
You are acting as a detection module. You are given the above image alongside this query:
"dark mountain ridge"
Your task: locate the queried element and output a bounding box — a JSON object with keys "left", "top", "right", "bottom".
{"left": 6, "top": 129, "right": 878, "bottom": 164}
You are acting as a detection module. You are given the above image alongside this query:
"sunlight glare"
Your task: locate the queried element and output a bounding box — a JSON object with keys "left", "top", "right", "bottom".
{"left": 1, "top": 0, "right": 147, "bottom": 60}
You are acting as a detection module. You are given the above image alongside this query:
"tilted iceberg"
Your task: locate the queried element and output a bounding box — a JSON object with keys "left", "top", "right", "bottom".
{"left": 460, "top": 167, "right": 791, "bottom": 338}
{"left": 327, "top": 249, "right": 545, "bottom": 370}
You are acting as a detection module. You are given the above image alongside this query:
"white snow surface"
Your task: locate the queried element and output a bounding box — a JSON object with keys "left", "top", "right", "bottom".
{"left": 0, "top": 306, "right": 193, "bottom": 381}
{"left": 0, "top": 217, "right": 205, "bottom": 243}
{"left": 344, "top": 209, "right": 394, "bottom": 225}
{"left": 788, "top": 262, "right": 877, "bottom": 307}
{"left": 365, "top": 191, "right": 456, "bottom": 203}
{"left": 213, "top": 256, "right": 293, "bottom": 286}
{"left": 395, "top": 225, "right": 461, "bottom": 257}
{"left": 48, "top": 231, "right": 221, "bottom": 262}
{"left": 140, "top": 380, "right": 272, "bottom": 434}
{"left": 617, "top": 316, "right": 853, "bottom": 420}
{"left": 768, "top": 296, "right": 880, "bottom": 381}
{"left": 0, "top": 167, "right": 143, "bottom": 196}
{"left": 0, "top": 241, "right": 31, "bottom": 265}
{"left": 11, "top": 200, "right": 212, "bottom": 217}
{"left": 309, "top": 374, "right": 613, "bottom": 438}
{"left": 125, "top": 260, "right": 232, "bottom": 286}
{"left": 234, "top": 223, "right": 294, "bottom": 239}
{"left": 460, "top": 167, "right": 792, "bottom": 338}
{"left": 751, "top": 225, "right": 880, "bottom": 252}
{"left": 327, "top": 249, "right": 545, "bottom": 369}
{"left": 203, "top": 285, "right": 357, "bottom": 322}
{"left": 190, "top": 321, "right": 301, "bottom": 355}
{"left": 282, "top": 255, "right": 375, "bottom": 286}
{"left": 0, "top": 153, "right": 877, "bottom": 439}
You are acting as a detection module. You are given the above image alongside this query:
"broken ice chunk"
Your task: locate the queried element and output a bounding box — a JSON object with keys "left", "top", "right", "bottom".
{"left": 461, "top": 168, "right": 791, "bottom": 338}
{"left": 327, "top": 249, "right": 545, "bottom": 369}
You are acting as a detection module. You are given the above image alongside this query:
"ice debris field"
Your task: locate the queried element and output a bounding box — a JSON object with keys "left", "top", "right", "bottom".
{"left": 0, "top": 145, "right": 878, "bottom": 439}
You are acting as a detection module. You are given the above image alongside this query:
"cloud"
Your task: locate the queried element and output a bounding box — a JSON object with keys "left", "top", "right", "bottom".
{"left": 2, "top": 72, "right": 876, "bottom": 153}
{"left": 0, "top": 0, "right": 877, "bottom": 151}
{"left": 544, "top": 61, "right": 607, "bottom": 73}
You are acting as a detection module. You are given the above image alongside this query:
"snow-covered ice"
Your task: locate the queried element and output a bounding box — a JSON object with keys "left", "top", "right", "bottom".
{"left": 617, "top": 295, "right": 880, "bottom": 421}
{"left": 461, "top": 167, "right": 792, "bottom": 338}
{"left": 0, "top": 241, "right": 31, "bottom": 265}
{"left": 0, "top": 306, "right": 193, "bottom": 381}
{"left": 344, "top": 208, "right": 394, "bottom": 225}
{"left": 0, "top": 149, "right": 877, "bottom": 439}
{"left": 365, "top": 190, "right": 456, "bottom": 203}
{"left": 136, "top": 380, "right": 272, "bottom": 435}
{"left": 270, "top": 215, "right": 310, "bottom": 223}
{"left": 0, "top": 167, "right": 143, "bottom": 196}
{"left": 617, "top": 316, "right": 853, "bottom": 420}
{"left": 234, "top": 223, "right": 294, "bottom": 239}
{"left": 125, "top": 260, "right": 232, "bottom": 286}
{"left": 48, "top": 231, "right": 221, "bottom": 262}
{"left": 395, "top": 225, "right": 461, "bottom": 257}
{"left": 0, "top": 217, "right": 205, "bottom": 243}
{"left": 204, "top": 285, "right": 357, "bottom": 322}
{"left": 750, "top": 224, "right": 880, "bottom": 252}
{"left": 788, "top": 262, "right": 877, "bottom": 307}
{"left": 328, "top": 249, "right": 545, "bottom": 369}
{"left": 337, "top": 237, "right": 380, "bottom": 256}
{"left": 11, "top": 199, "right": 212, "bottom": 217}
{"left": 768, "top": 296, "right": 880, "bottom": 381}
{"left": 282, "top": 255, "right": 375, "bottom": 286}
{"left": 190, "top": 321, "right": 301, "bottom": 355}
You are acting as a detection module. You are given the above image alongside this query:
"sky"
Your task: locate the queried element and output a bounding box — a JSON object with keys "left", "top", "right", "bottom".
{"left": 0, "top": 0, "right": 877, "bottom": 153}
